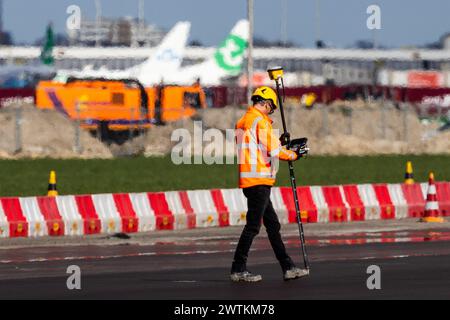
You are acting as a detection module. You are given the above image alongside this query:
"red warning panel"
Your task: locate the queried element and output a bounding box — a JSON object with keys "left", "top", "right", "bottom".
{"left": 0, "top": 198, "right": 28, "bottom": 237}
{"left": 342, "top": 185, "right": 365, "bottom": 221}
{"left": 210, "top": 189, "right": 229, "bottom": 227}
{"left": 279, "top": 187, "right": 296, "bottom": 223}
{"left": 147, "top": 192, "right": 174, "bottom": 230}
{"left": 178, "top": 191, "right": 196, "bottom": 229}
{"left": 279, "top": 187, "right": 317, "bottom": 223}
{"left": 436, "top": 182, "right": 450, "bottom": 216}
{"left": 36, "top": 196, "right": 65, "bottom": 236}
{"left": 321, "top": 186, "right": 348, "bottom": 222}
{"left": 74, "top": 195, "right": 101, "bottom": 234}
{"left": 113, "top": 193, "right": 139, "bottom": 233}
{"left": 372, "top": 184, "right": 395, "bottom": 219}
{"left": 401, "top": 183, "right": 426, "bottom": 218}
{"left": 298, "top": 186, "right": 318, "bottom": 223}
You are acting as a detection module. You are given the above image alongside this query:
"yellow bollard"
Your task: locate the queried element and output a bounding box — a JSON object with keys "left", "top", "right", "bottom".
{"left": 47, "top": 170, "right": 58, "bottom": 197}
{"left": 404, "top": 161, "right": 414, "bottom": 184}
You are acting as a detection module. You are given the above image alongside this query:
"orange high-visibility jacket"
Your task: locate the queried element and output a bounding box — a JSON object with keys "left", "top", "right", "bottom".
{"left": 236, "top": 106, "right": 297, "bottom": 189}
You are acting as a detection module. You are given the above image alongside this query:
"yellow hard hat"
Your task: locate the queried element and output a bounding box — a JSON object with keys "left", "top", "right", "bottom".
{"left": 251, "top": 86, "right": 278, "bottom": 111}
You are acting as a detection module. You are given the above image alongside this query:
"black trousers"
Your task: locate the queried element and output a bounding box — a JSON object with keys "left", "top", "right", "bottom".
{"left": 231, "top": 185, "right": 295, "bottom": 273}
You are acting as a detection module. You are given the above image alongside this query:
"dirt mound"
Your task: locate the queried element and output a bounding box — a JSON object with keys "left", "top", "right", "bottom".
{"left": 182, "top": 102, "right": 449, "bottom": 156}
{"left": 307, "top": 135, "right": 405, "bottom": 156}
{"left": 0, "top": 106, "right": 113, "bottom": 159}
{"left": 2, "top": 102, "right": 447, "bottom": 159}
{"left": 124, "top": 102, "right": 449, "bottom": 157}
{"left": 413, "top": 131, "right": 450, "bottom": 154}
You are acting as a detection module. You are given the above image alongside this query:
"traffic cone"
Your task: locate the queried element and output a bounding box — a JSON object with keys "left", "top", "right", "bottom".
{"left": 404, "top": 161, "right": 414, "bottom": 184}
{"left": 420, "top": 172, "right": 444, "bottom": 223}
{"left": 47, "top": 170, "right": 58, "bottom": 197}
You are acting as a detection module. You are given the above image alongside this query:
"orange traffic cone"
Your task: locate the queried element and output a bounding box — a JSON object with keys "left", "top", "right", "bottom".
{"left": 420, "top": 172, "right": 444, "bottom": 223}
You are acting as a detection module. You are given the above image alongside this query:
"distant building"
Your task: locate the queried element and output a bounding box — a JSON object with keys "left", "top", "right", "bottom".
{"left": 68, "top": 17, "right": 165, "bottom": 47}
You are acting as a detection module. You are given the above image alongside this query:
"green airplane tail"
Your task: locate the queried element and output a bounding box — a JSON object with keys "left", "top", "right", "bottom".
{"left": 40, "top": 24, "right": 55, "bottom": 66}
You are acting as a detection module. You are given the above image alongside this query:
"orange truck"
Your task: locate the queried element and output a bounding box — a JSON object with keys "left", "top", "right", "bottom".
{"left": 35, "top": 78, "right": 206, "bottom": 131}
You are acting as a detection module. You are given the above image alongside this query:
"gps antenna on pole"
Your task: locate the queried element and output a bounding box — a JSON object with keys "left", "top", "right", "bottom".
{"left": 267, "top": 66, "right": 310, "bottom": 271}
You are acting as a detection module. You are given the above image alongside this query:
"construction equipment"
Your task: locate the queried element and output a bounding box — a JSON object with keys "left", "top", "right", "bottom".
{"left": 267, "top": 66, "right": 310, "bottom": 271}
{"left": 36, "top": 78, "right": 206, "bottom": 131}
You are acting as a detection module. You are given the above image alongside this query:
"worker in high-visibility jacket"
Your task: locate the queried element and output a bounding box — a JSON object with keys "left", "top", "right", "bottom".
{"left": 231, "top": 86, "right": 309, "bottom": 282}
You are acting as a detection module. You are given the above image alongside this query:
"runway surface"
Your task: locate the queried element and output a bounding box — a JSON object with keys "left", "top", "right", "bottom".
{"left": 0, "top": 221, "right": 449, "bottom": 299}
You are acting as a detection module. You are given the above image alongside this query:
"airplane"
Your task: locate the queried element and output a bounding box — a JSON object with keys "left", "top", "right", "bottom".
{"left": 54, "top": 21, "right": 191, "bottom": 83}
{"left": 159, "top": 19, "right": 249, "bottom": 86}
{"left": 56, "top": 19, "right": 249, "bottom": 87}
{"left": 0, "top": 25, "right": 56, "bottom": 88}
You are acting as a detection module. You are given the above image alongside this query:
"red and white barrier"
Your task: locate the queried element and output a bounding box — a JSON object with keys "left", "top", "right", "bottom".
{"left": 187, "top": 190, "right": 220, "bottom": 228}
{"left": 401, "top": 183, "right": 426, "bottom": 218}
{"left": 387, "top": 184, "right": 409, "bottom": 220}
{"left": 128, "top": 193, "right": 154, "bottom": 232}
{"left": 341, "top": 185, "right": 365, "bottom": 221}
{"left": 436, "top": 182, "right": 450, "bottom": 216}
{"left": 270, "top": 188, "right": 290, "bottom": 225}
{"left": 220, "top": 188, "right": 247, "bottom": 226}
{"left": 310, "top": 186, "right": 329, "bottom": 223}
{"left": 357, "top": 184, "right": 381, "bottom": 221}
{"left": 0, "top": 182, "right": 449, "bottom": 238}
{"left": 0, "top": 201, "right": 10, "bottom": 238}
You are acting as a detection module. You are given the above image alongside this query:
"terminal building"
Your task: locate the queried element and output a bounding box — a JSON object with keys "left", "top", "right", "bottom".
{"left": 1, "top": 46, "right": 450, "bottom": 86}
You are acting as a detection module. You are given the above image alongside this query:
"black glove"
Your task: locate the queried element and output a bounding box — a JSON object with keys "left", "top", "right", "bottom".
{"left": 288, "top": 137, "right": 309, "bottom": 158}
{"left": 279, "top": 132, "right": 290, "bottom": 146}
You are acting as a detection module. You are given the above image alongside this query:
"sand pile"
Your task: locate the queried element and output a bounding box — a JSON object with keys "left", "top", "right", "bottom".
{"left": 2, "top": 102, "right": 447, "bottom": 159}
{"left": 137, "top": 102, "right": 449, "bottom": 156}
{"left": 0, "top": 110, "right": 14, "bottom": 153}
{"left": 0, "top": 106, "right": 113, "bottom": 159}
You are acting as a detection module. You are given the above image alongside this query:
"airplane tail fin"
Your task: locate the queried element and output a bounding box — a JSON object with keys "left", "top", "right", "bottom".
{"left": 40, "top": 24, "right": 55, "bottom": 66}
{"left": 136, "top": 21, "right": 191, "bottom": 76}
{"left": 211, "top": 19, "right": 249, "bottom": 77}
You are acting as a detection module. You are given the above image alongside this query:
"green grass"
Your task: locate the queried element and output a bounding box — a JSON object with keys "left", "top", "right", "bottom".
{"left": 0, "top": 155, "right": 449, "bottom": 197}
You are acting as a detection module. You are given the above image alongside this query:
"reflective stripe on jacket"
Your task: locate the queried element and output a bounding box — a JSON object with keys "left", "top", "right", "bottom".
{"left": 236, "top": 106, "right": 297, "bottom": 188}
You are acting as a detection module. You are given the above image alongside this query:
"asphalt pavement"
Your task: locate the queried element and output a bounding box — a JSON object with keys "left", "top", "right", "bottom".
{"left": 0, "top": 220, "right": 449, "bottom": 300}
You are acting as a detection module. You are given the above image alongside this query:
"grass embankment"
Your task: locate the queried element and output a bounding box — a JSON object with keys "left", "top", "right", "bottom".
{"left": 0, "top": 155, "right": 448, "bottom": 197}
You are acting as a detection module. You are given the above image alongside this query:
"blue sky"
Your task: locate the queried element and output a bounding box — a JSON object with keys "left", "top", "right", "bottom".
{"left": 3, "top": 0, "right": 450, "bottom": 47}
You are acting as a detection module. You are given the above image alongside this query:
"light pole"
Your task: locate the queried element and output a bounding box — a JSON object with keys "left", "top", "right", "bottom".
{"left": 247, "top": 0, "right": 254, "bottom": 104}
{"left": 138, "top": 0, "right": 145, "bottom": 26}
{"left": 138, "top": 0, "right": 145, "bottom": 46}
{"left": 281, "top": 0, "right": 288, "bottom": 47}
{"left": 315, "top": 0, "right": 322, "bottom": 47}
{"left": 95, "top": 0, "right": 102, "bottom": 47}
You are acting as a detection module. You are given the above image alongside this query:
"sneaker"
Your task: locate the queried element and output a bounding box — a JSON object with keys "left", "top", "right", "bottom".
{"left": 283, "top": 267, "right": 309, "bottom": 281}
{"left": 230, "top": 271, "right": 262, "bottom": 282}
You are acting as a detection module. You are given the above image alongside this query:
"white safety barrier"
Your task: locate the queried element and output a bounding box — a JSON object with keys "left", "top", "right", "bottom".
{"left": 270, "top": 188, "right": 289, "bottom": 225}
{"left": 0, "top": 181, "right": 448, "bottom": 238}
{"left": 187, "top": 190, "right": 219, "bottom": 228}
{"left": 91, "top": 194, "right": 123, "bottom": 234}
{"left": 220, "top": 188, "right": 247, "bottom": 226}
{"left": 55, "top": 195, "right": 84, "bottom": 236}
{"left": 129, "top": 193, "right": 156, "bottom": 232}
{"left": 310, "top": 186, "right": 329, "bottom": 223}
{"left": 357, "top": 184, "right": 381, "bottom": 221}
{"left": 387, "top": 184, "right": 409, "bottom": 219}
{"left": 165, "top": 191, "right": 190, "bottom": 230}
{"left": 19, "top": 197, "right": 47, "bottom": 237}
{"left": 0, "top": 201, "right": 9, "bottom": 238}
